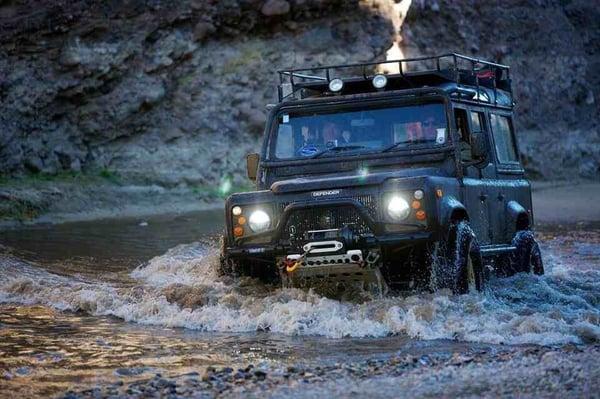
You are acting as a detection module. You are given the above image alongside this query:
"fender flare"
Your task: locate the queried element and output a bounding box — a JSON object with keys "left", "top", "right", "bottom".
{"left": 440, "top": 195, "right": 469, "bottom": 229}
{"left": 506, "top": 200, "right": 530, "bottom": 231}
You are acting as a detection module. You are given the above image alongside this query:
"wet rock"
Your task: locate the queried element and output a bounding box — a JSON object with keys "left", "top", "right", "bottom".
{"left": 162, "top": 283, "right": 209, "bottom": 309}
{"left": 261, "top": 0, "right": 290, "bottom": 16}
{"left": 193, "top": 22, "right": 216, "bottom": 41}
{"left": 253, "top": 370, "right": 267, "bottom": 380}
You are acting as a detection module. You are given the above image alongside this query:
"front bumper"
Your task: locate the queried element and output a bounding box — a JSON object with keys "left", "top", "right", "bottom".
{"left": 225, "top": 230, "right": 433, "bottom": 258}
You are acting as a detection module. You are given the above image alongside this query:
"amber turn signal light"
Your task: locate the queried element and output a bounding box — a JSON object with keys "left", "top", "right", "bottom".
{"left": 415, "top": 210, "right": 426, "bottom": 220}
{"left": 411, "top": 200, "right": 421, "bottom": 210}
{"left": 233, "top": 226, "right": 244, "bottom": 237}
{"left": 238, "top": 216, "right": 247, "bottom": 225}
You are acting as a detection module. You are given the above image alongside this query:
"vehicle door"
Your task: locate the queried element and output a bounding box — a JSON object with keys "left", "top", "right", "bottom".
{"left": 487, "top": 111, "right": 531, "bottom": 243}
{"left": 454, "top": 106, "right": 494, "bottom": 245}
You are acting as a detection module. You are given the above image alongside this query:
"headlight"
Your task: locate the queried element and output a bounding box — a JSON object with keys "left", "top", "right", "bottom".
{"left": 387, "top": 196, "right": 410, "bottom": 221}
{"left": 248, "top": 209, "right": 271, "bottom": 232}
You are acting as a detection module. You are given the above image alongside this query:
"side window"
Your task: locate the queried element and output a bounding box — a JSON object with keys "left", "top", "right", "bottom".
{"left": 470, "top": 111, "right": 486, "bottom": 132}
{"left": 454, "top": 108, "right": 471, "bottom": 161}
{"left": 489, "top": 114, "right": 518, "bottom": 163}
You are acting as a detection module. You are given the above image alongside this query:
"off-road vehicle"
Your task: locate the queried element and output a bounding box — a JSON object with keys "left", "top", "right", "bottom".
{"left": 220, "top": 53, "right": 544, "bottom": 294}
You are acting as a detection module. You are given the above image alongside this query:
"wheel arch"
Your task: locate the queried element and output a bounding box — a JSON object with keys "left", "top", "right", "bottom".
{"left": 440, "top": 195, "right": 469, "bottom": 228}
{"left": 506, "top": 200, "right": 530, "bottom": 231}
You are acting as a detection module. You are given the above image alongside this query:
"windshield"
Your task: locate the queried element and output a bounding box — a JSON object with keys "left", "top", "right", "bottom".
{"left": 272, "top": 102, "right": 448, "bottom": 160}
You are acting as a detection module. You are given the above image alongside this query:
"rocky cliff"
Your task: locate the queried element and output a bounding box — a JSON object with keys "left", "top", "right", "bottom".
{"left": 0, "top": 0, "right": 394, "bottom": 187}
{"left": 401, "top": 0, "right": 600, "bottom": 179}
{"left": 0, "top": 0, "right": 598, "bottom": 222}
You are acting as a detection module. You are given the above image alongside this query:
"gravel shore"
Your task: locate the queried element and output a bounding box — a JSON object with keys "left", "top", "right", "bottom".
{"left": 61, "top": 344, "right": 599, "bottom": 398}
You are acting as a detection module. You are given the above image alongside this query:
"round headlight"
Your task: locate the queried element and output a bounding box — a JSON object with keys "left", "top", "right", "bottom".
{"left": 328, "top": 78, "right": 344, "bottom": 93}
{"left": 387, "top": 196, "right": 410, "bottom": 221}
{"left": 248, "top": 210, "right": 271, "bottom": 232}
{"left": 372, "top": 74, "right": 388, "bottom": 89}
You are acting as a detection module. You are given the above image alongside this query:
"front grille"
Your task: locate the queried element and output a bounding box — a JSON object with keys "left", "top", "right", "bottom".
{"left": 279, "top": 195, "right": 378, "bottom": 240}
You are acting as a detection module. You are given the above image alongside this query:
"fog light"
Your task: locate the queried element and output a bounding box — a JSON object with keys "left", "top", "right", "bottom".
{"left": 328, "top": 78, "right": 344, "bottom": 93}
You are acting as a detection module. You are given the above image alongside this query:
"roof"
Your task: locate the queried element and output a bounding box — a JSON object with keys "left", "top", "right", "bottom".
{"left": 277, "top": 53, "right": 513, "bottom": 108}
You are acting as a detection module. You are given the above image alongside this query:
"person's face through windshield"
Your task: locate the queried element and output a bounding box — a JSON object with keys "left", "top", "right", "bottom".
{"left": 341, "top": 130, "right": 352, "bottom": 143}
{"left": 301, "top": 126, "right": 316, "bottom": 144}
{"left": 422, "top": 116, "right": 438, "bottom": 140}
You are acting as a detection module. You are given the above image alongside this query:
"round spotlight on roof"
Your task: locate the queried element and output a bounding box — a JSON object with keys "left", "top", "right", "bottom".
{"left": 328, "top": 78, "right": 344, "bottom": 93}
{"left": 372, "top": 74, "right": 388, "bottom": 89}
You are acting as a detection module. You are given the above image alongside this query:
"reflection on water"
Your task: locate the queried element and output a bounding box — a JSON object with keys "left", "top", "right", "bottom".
{"left": 0, "top": 210, "right": 224, "bottom": 281}
{"left": 0, "top": 303, "right": 437, "bottom": 397}
{"left": 0, "top": 214, "right": 599, "bottom": 397}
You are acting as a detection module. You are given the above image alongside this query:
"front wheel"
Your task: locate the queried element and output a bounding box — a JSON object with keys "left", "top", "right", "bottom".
{"left": 435, "top": 221, "right": 485, "bottom": 295}
{"left": 511, "top": 230, "right": 544, "bottom": 275}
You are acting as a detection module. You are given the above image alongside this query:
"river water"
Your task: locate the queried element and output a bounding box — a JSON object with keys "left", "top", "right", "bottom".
{"left": 0, "top": 211, "right": 599, "bottom": 397}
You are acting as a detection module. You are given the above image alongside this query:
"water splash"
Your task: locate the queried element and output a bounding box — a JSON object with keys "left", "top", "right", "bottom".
{"left": 1, "top": 233, "right": 599, "bottom": 345}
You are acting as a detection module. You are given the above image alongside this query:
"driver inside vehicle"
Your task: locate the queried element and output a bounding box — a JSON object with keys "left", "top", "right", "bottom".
{"left": 300, "top": 125, "right": 319, "bottom": 145}
{"left": 406, "top": 113, "right": 443, "bottom": 142}
{"left": 339, "top": 129, "right": 353, "bottom": 144}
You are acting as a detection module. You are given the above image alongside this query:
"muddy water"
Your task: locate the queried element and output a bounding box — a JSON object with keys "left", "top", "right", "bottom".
{"left": 0, "top": 211, "right": 599, "bottom": 397}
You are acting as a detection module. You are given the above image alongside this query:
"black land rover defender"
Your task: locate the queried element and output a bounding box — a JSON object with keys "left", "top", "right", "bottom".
{"left": 220, "top": 53, "right": 544, "bottom": 294}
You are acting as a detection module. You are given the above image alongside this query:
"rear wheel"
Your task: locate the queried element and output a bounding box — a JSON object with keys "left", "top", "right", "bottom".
{"left": 435, "top": 221, "right": 485, "bottom": 295}
{"left": 511, "top": 230, "right": 544, "bottom": 275}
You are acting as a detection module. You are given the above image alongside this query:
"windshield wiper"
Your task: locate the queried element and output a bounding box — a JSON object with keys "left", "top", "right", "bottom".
{"left": 382, "top": 139, "right": 431, "bottom": 153}
{"left": 309, "top": 145, "right": 368, "bottom": 159}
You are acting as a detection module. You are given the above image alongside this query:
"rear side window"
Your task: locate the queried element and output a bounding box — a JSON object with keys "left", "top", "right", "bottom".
{"left": 490, "top": 114, "right": 518, "bottom": 163}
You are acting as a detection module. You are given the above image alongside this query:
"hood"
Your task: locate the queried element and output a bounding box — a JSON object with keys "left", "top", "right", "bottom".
{"left": 270, "top": 167, "right": 447, "bottom": 194}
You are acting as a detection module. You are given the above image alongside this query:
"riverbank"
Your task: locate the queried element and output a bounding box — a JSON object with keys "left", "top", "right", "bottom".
{"left": 60, "top": 344, "right": 599, "bottom": 398}
{"left": 0, "top": 173, "right": 239, "bottom": 229}
{"left": 1, "top": 178, "right": 599, "bottom": 229}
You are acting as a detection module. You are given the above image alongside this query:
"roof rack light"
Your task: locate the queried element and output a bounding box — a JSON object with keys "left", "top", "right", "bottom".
{"left": 372, "top": 74, "right": 388, "bottom": 89}
{"left": 328, "top": 78, "right": 344, "bottom": 93}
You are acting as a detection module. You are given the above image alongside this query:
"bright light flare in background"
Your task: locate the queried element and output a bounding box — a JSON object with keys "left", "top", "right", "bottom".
{"left": 381, "top": 0, "right": 412, "bottom": 74}
{"left": 219, "top": 175, "right": 232, "bottom": 196}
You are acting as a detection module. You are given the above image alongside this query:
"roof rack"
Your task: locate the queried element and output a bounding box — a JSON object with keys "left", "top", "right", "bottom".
{"left": 277, "top": 53, "right": 512, "bottom": 107}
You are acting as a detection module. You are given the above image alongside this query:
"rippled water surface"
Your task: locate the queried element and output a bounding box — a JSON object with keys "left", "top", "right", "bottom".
{"left": 0, "top": 211, "right": 599, "bottom": 397}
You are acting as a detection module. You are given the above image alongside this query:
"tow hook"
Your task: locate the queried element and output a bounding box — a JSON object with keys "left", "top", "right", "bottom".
{"left": 283, "top": 248, "right": 313, "bottom": 274}
{"left": 365, "top": 251, "right": 380, "bottom": 267}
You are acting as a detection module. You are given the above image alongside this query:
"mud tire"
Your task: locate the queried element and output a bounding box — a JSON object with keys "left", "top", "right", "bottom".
{"left": 511, "top": 230, "right": 544, "bottom": 275}
{"left": 437, "top": 221, "right": 485, "bottom": 295}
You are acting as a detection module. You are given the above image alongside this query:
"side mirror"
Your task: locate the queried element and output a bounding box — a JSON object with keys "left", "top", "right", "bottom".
{"left": 246, "top": 153, "right": 260, "bottom": 181}
{"left": 470, "top": 131, "right": 488, "bottom": 160}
